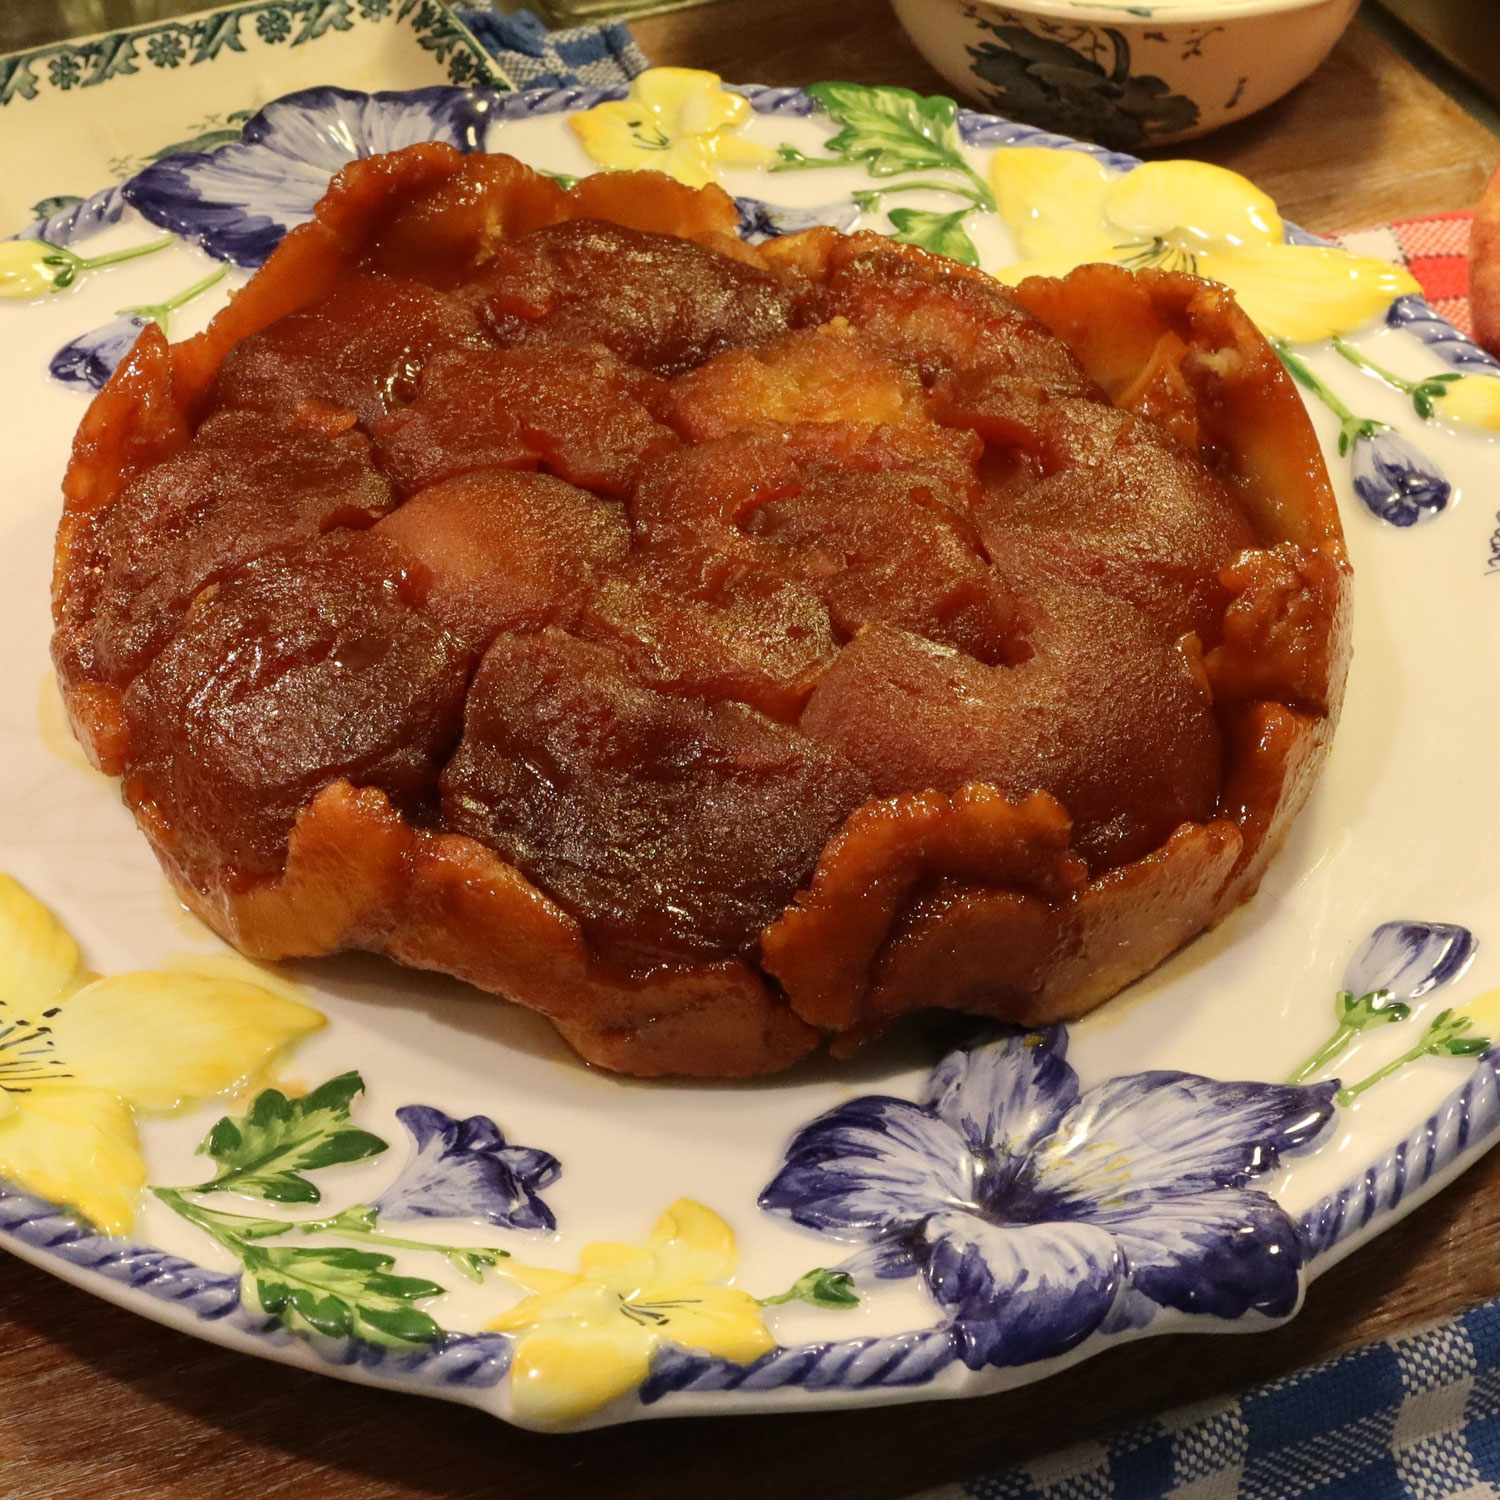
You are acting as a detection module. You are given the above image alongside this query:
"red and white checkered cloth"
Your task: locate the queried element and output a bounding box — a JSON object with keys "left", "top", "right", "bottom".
{"left": 1336, "top": 210, "right": 1475, "bottom": 333}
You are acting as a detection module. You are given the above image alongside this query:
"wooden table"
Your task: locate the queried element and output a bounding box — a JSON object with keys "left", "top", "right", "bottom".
{"left": 3, "top": 4, "right": 1500, "bottom": 1497}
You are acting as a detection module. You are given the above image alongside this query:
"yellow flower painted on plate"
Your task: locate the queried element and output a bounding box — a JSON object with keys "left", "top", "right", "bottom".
{"left": 1427, "top": 372, "right": 1500, "bottom": 432}
{"left": 489, "top": 1197, "right": 774, "bottom": 1424}
{"left": 988, "top": 149, "right": 1420, "bottom": 345}
{"left": 0, "top": 875, "right": 324, "bottom": 1233}
{"left": 1453, "top": 987, "right": 1500, "bottom": 1034}
{"left": 0, "top": 240, "right": 67, "bottom": 298}
{"left": 570, "top": 67, "right": 776, "bottom": 188}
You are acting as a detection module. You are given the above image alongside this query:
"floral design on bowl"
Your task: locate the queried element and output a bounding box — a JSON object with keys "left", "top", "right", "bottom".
{"left": 890, "top": 0, "right": 1360, "bottom": 150}
{"left": 760, "top": 1026, "right": 1338, "bottom": 1369}
{"left": 965, "top": 17, "right": 1199, "bottom": 150}
{"left": 123, "top": 84, "right": 498, "bottom": 266}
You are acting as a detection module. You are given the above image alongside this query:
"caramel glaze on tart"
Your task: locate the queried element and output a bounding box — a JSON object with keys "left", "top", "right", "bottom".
{"left": 52, "top": 146, "right": 1350, "bottom": 1076}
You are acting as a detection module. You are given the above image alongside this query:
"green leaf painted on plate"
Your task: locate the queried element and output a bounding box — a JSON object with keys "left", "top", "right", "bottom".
{"left": 194, "top": 1071, "right": 387, "bottom": 1203}
{"left": 1412, "top": 373, "right": 1461, "bottom": 420}
{"left": 760, "top": 1266, "right": 861, "bottom": 1310}
{"left": 887, "top": 206, "right": 980, "bottom": 266}
{"left": 245, "top": 1244, "right": 444, "bottom": 1347}
{"left": 804, "top": 82, "right": 968, "bottom": 180}
{"left": 1337, "top": 988, "right": 1411, "bottom": 1029}
{"left": 1440, "top": 1037, "right": 1492, "bottom": 1057}
{"left": 293, "top": 1202, "right": 511, "bottom": 1281}
{"left": 31, "top": 195, "right": 83, "bottom": 219}
{"left": 1337, "top": 1006, "right": 1497, "bottom": 1104}
{"left": 144, "top": 128, "right": 244, "bottom": 161}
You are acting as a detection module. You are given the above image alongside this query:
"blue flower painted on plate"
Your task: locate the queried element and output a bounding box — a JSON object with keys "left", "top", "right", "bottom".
{"left": 1345, "top": 920, "right": 1477, "bottom": 1003}
{"left": 372, "top": 1105, "right": 560, "bottom": 1232}
{"left": 760, "top": 1027, "right": 1336, "bottom": 1370}
{"left": 1288, "top": 919, "right": 1478, "bottom": 1088}
{"left": 1274, "top": 344, "right": 1453, "bottom": 531}
{"left": 49, "top": 263, "right": 229, "bottom": 392}
{"left": 1349, "top": 427, "right": 1452, "bottom": 529}
{"left": 122, "top": 85, "right": 498, "bottom": 267}
{"left": 49, "top": 314, "right": 149, "bottom": 390}
{"left": 734, "top": 196, "right": 860, "bottom": 243}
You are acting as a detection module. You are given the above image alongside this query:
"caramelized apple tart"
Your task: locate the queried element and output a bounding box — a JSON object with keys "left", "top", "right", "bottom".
{"left": 52, "top": 147, "right": 1350, "bottom": 1076}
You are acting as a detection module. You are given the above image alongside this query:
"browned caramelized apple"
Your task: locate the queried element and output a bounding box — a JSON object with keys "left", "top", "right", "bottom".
{"left": 52, "top": 147, "right": 1350, "bottom": 1077}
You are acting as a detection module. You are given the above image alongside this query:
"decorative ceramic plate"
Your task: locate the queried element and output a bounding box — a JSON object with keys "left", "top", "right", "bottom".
{"left": 4, "top": 12, "right": 1500, "bottom": 1435}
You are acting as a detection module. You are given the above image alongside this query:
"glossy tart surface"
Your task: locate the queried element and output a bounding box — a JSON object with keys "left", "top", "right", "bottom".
{"left": 53, "top": 148, "right": 1349, "bottom": 1076}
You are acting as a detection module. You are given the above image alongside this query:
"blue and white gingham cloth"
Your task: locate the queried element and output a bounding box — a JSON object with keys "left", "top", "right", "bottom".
{"left": 444, "top": 13, "right": 1500, "bottom": 1495}
{"left": 454, "top": 5, "right": 649, "bottom": 90}
{"left": 918, "top": 1300, "right": 1500, "bottom": 1500}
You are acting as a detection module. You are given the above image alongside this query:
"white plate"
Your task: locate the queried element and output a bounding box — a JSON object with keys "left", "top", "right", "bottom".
{"left": 3, "top": 20, "right": 1500, "bottom": 1434}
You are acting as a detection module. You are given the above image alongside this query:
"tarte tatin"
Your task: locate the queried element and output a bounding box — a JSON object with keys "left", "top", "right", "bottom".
{"left": 52, "top": 147, "right": 1350, "bottom": 1077}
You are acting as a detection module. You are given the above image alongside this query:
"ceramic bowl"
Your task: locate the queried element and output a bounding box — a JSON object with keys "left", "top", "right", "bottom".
{"left": 888, "top": 0, "right": 1361, "bottom": 148}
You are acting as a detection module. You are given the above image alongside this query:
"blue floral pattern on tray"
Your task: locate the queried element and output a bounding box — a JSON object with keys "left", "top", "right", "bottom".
{"left": 1346, "top": 921, "right": 1478, "bottom": 1003}
{"left": 49, "top": 313, "right": 153, "bottom": 389}
{"left": 373, "top": 1105, "right": 560, "bottom": 1231}
{"left": 0, "top": 902, "right": 1493, "bottom": 1422}
{"left": 0, "top": 1184, "right": 515, "bottom": 1388}
{"left": 734, "top": 195, "right": 860, "bottom": 243}
{"left": 123, "top": 85, "right": 497, "bottom": 266}
{"left": 1387, "top": 294, "right": 1500, "bottom": 373}
{"left": 761, "top": 1027, "right": 1337, "bottom": 1368}
{"left": 1288, "top": 920, "right": 1482, "bottom": 1104}
{"left": 1348, "top": 428, "right": 1454, "bottom": 529}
